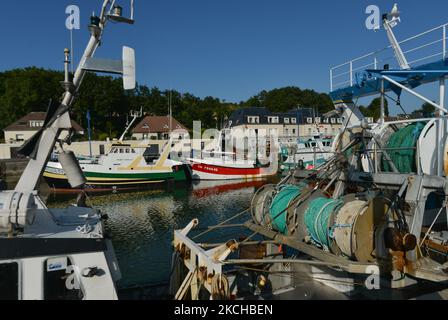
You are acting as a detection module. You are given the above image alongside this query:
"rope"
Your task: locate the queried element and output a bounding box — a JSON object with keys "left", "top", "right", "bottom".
{"left": 382, "top": 122, "right": 426, "bottom": 173}
{"left": 304, "top": 197, "right": 344, "bottom": 248}
{"left": 269, "top": 184, "right": 307, "bottom": 234}
{"left": 192, "top": 208, "right": 250, "bottom": 240}
{"left": 211, "top": 274, "right": 230, "bottom": 300}
{"left": 419, "top": 206, "right": 446, "bottom": 248}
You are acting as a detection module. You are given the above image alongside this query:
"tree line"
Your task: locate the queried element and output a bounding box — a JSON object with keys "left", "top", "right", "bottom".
{"left": 1, "top": 67, "right": 431, "bottom": 141}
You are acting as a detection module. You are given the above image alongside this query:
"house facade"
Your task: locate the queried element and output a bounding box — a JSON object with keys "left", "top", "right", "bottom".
{"left": 225, "top": 107, "right": 344, "bottom": 139}
{"left": 131, "top": 116, "right": 188, "bottom": 140}
{"left": 4, "top": 112, "right": 85, "bottom": 144}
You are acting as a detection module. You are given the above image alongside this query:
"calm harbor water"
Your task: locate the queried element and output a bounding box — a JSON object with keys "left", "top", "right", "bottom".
{"left": 45, "top": 179, "right": 278, "bottom": 289}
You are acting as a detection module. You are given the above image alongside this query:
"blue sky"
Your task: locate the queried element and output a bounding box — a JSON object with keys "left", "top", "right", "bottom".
{"left": 1, "top": 1, "right": 447, "bottom": 112}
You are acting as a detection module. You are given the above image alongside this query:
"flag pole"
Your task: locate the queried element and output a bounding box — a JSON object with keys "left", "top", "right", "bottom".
{"left": 87, "top": 110, "right": 93, "bottom": 158}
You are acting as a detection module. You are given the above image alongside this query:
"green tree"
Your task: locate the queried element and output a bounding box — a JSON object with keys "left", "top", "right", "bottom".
{"left": 360, "top": 97, "right": 389, "bottom": 120}
{"left": 420, "top": 102, "right": 436, "bottom": 115}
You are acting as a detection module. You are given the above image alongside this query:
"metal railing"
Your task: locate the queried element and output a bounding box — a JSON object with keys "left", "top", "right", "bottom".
{"left": 330, "top": 23, "right": 448, "bottom": 92}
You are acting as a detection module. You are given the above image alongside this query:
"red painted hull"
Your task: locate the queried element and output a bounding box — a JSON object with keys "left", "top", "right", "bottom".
{"left": 191, "top": 161, "right": 276, "bottom": 180}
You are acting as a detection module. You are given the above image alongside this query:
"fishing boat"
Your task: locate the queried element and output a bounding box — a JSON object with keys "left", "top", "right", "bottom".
{"left": 44, "top": 140, "right": 191, "bottom": 192}
{"left": 184, "top": 128, "right": 279, "bottom": 181}
{"left": 0, "top": 0, "right": 137, "bottom": 300}
{"left": 280, "top": 134, "right": 334, "bottom": 172}
{"left": 169, "top": 5, "right": 448, "bottom": 300}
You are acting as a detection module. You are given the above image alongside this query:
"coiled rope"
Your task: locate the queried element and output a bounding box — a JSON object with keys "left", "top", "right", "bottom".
{"left": 304, "top": 197, "right": 344, "bottom": 249}
{"left": 382, "top": 122, "right": 426, "bottom": 173}
{"left": 211, "top": 274, "right": 230, "bottom": 300}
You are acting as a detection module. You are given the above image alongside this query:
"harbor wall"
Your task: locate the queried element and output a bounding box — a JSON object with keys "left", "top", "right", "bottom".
{"left": 0, "top": 159, "right": 29, "bottom": 189}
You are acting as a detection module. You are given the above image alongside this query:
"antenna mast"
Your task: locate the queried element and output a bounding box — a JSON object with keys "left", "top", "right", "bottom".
{"left": 119, "top": 107, "right": 143, "bottom": 142}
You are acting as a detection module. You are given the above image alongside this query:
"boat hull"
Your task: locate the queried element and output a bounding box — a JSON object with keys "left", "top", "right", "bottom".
{"left": 44, "top": 164, "right": 191, "bottom": 192}
{"left": 191, "top": 162, "right": 277, "bottom": 181}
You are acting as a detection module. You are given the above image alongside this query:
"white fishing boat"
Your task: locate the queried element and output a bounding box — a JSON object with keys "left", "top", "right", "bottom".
{"left": 0, "top": 0, "right": 137, "bottom": 300}
{"left": 280, "top": 134, "right": 334, "bottom": 172}
{"left": 44, "top": 108, "right": 192, "bottom": 192}
{"left": 170, "top": 5, "right": 448, "bottom": 300}
{"left": 185, "top": 130, "right": 279, "bottom": 181}
{"left": 44, "top": 140, "right": 191, "bottom": 193}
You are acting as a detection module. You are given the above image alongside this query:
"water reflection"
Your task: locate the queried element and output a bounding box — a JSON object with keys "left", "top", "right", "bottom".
{"left": 45, "top": 178, "right": 279, "bottom": 288}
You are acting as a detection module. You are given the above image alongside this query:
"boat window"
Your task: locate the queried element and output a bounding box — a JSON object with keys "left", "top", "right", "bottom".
{"left": 311, "top": 143, "right": 316, "bottom": 147}
{"left": 125, "top": 148, "right": 130, "bottom": 154}
{"left": 0, "top": 262, "right": 19, "bottom": 300}
{"left": 131, "top": 149, "right": 136, "bottom": 153}
{"left": 119, "top": 149, "right": 124, "bottom": 154}
{"left": 44, "top": 257, "right": 84, "bottom": 300}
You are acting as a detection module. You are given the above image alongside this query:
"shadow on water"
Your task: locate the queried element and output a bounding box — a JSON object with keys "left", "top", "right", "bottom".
{"left": 44, "top": 177, "right": 280, "bottom": 290}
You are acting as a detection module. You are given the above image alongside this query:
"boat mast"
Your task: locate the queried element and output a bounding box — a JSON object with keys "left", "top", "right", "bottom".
{"left": 119, "top": 107, "right": 142, "bottom": 142}
{"left": 15, "top": 0, "right": 136, "bottom": 193}
{"left": 169, "top": 90, "right": 173, "bottom": 138}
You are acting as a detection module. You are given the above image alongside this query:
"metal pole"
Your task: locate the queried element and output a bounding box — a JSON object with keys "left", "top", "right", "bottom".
{"left": 443, "top": 24, "right": 446, "bottom": 60}
{"left": 383, "top": 75, "right": 448, "bottom": 113}
{"left": 87, "top": 110, "right": 93, "bottom": 158}
{"left": 441, "top": 77, "right": 446, "bottom": 116}
{"left": 224, "top": 259, "right": 371, "bottom": 269}
{"left": 380, "top": 78, "right": 385, "bottom": 124}
{"left": 330, "top": 69, "right": 333, "bottom": 92}
{"left": 349, "top": 61, "right": 353, "bottom": 86}
{"left": 15, "top": 0, "right": 111, "bottom": 192}
{"left": 439, "top": 77, "right": 446, "bottom": 176}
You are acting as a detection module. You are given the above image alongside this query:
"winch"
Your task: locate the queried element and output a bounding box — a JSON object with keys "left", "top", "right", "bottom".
{"left": 0, "top": 192, "right": 36, "bottom": 233}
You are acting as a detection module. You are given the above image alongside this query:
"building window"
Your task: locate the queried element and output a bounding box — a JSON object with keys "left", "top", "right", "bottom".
{"left": 315, "top": 117, "right": 321, "bottom": 124}
{"left": 29, "top": 121, "right": 44, "bottom": 128}
{"left": 306, "top": 118, "right": 313, "bottom": 124}
{"left": 0, "top": 262, "right": 19, "bottom": 300}
{"left": 284, "top": 118, "right": 290, "bottom": 124}
{"left": 337, "top": 118, "right": 343, "bottom": 124}
{"left": 331, "top": 118, "right": 336, "bottom": 124}
{"left": 292, "top": 129, "right": 296, "bottom": 135}
{"left": 268, "top": 117, "right": 279, "bottom": 124}
{"left": 15, "top": 134, "right": 24, "bottom": 141}
{"left": 323, "top": 118, "right": 329, "bottom": 124}
{"left": 285, "top": 128, "right": 289, "bottom": 136}
{"left": 291, "top": 118, "right": 297, "bottom": 124}
{"left": 247, "top": 116, "right": 259, "bottom": 124}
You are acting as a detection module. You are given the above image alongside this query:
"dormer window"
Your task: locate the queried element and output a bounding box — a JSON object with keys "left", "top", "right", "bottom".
{"left": 284, "top": 118, "right": 290, "bottom": 124}
{"left": 30, "top": 120, "right": 44, "bottom": 128}
{"left": 268, "top": 117, "right": 279, "bottom": 124}
{"left": 247, "top": 116, "right": 259, "bottom": 124}
{"left": 291, "top": 118, "right": 297, "bottom": 124}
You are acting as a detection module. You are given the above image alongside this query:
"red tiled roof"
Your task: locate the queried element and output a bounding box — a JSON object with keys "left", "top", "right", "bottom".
{"left": 4, "top": 112, "right": 85, "bottom": 133}
{"left": 132, "top": 116, "right": 187, "bottom": 134}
